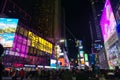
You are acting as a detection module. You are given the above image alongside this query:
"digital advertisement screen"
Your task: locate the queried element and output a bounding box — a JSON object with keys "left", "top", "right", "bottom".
{"left": 117, "top": 24, "right": 120, "bottom": 38}
{"left": 50, "top": 59, "right": 57, "bottom": 68}
{"left": 84, "top": 53, "right": 88, "bottom": 62}
{"left": 89, "top": 54, "right": 95, "bottom": 65}
{"left": 28, "top": 31, "right": 53, "bottom": 54}
{"left": 12, "top": 34, "right": 28, "bottom": 56}
{"left": 0, "top": 18, "right": 18, "bottom": 47}
{"left": 58, "top": 58, "right": 65, "bottom": 66}
{"left": 107, "top": 43, "right": 120, "bottom": 69}
{"left": 100, "top": 0, "right": 116, "bottom": 42}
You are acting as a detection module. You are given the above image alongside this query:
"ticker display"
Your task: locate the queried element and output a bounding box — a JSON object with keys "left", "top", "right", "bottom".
{"left": 28, "top": 31, "right": 53, "bottom": 54}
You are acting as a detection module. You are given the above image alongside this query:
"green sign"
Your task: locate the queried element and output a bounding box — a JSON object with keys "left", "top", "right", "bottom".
{"left": 84, "top": 53, "right": 88, "bottom": 62}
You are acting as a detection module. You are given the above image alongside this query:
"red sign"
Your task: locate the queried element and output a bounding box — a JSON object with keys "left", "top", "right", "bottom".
{"left": 13, "top": 63, "right": 23, "bottom": 67}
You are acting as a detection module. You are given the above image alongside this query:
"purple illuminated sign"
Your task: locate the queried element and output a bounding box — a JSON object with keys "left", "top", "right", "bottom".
{"left": 100, "top": 0, "right": 116, "bottom": 42}
{"left": 12, "top": 34, "right": 28, "bottom": 56}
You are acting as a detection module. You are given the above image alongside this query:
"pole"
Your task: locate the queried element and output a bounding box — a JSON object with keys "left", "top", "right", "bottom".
{"left": 89, "top": 21, "right": 94, "bottom": 54}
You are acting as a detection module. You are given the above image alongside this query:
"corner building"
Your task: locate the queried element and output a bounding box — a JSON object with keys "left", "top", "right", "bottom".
{"left": 0, "top": 0, "right": 53, "bottom": 68}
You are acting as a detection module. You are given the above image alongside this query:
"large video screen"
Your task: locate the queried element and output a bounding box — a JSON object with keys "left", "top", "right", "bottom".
{"left": 58, "top": 58, "right": 65, "bottom": 66}
{"left": 107, "top": 43, "right": 120, "bottom": 69}
{"left": 100, "top": 0, "right": 116, "bottom": 42}
{"left": 12, "top": 34, "right": 28, "bottom": 56}
{"left": 0, "top": 18, "right": 18, "bottom": 47}
{"left": 50, "top": 59, "right": 57, "bottom": 68}
{"left": 28, "top": 31, "right": 53, "bottom": 54}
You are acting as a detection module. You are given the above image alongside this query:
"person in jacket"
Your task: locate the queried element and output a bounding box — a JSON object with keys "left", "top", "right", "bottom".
{"left": 19, "top": 69, "right": 25, "bottom": 80}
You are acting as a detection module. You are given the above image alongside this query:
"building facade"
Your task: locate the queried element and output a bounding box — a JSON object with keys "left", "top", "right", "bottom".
{"left": 100, "top": 0, "right": 120, "bottom": 69}
{"left": 0, "top": 0, "right": 69, "bottom": 69}
{"left": 0, "top": 0, "right": 53, "bottom": 68}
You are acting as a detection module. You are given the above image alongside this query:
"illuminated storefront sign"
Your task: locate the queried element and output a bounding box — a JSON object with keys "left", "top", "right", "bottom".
{"left": 13, "top": 63, "right": 23, "bottom": 67}
{"left": 28, "top": 31, "right": 53, "bottom": 54}
{"left": 12, "top": 34, "right": 28, "bottom": 57}
{"left": 84, "top": 53, "right": 88, "bottom": 62}
{"left": 80, "top": 58, "right": 85, "bottom": 64}
{"left": 58, "top": 58, "right": 65, "bottom": 66}
{"left": 80, "top": 51, "right": 84, "bottom": 57}
{"left": 24, "top": 64, "right": 36, "bottom": 67}
{"left": 50, "top": 59, "right": 57, "bottom": 68}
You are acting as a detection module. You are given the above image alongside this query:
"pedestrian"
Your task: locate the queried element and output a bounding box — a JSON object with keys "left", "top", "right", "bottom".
{"left": 11, "top": 68, "right": 17, "bottom": 80}
{"left": 19, "top": 69, "right": 25, "bottom": 80}
{"left": 114, "top": 66, "right": 120, "bottom": 80}
{"left": 0, "top": 44, "right": 4, "bottom": 80}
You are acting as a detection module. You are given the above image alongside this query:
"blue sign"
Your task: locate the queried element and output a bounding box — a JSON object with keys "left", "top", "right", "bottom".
{"left": 89, "top": 54, "right": 95, "bottom": 65}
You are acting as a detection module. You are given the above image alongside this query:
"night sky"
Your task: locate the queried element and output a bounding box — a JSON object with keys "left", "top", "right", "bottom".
{"left": 62, "top": 0, "right": 92, "bottom": 59}
{"left": 13, "top": 0, "right": 92, "bottom": 59}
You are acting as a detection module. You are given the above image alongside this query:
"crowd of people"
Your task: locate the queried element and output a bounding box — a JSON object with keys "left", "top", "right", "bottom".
{"left": 0, "top": 65, "right": 120, "bottom": 80}
{"left": 0, "top": 44, "right": 120, "bottom": 80}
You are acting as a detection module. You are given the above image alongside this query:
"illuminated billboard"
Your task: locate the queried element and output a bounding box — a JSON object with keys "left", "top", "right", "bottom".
{"left": 84, "top": 53, "right": 88, "bottom": 62}
{"left": 28, "top": 31, "right": 53, "bottom": 54}
{"left": 50, "top": 59, "right": 57, "bottom": 68}
{"left": 58, "top": 58, "right": 65, "bottom": 66}
{"left": 0, "top": 18, "right": 18, "bottom": 47}
{"left": 12, "top": 34, "right": 28, "bottom": 57}
{"left": 100, "top": 0, "right": 116, "bottom": 42}
{"left": 89, "top": 54, "right": 95, "bottom": 65}
{"left": 107, "top": 42, "right": 120, "bottom": 69}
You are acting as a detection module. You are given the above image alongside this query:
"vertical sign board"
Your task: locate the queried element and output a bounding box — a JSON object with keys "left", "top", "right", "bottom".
{"left": 84, "top": 53, "right": 88, "bottom": 62}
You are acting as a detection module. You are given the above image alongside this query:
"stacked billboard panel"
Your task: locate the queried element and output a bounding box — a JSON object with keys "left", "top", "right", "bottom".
{"left": 100, "top": 0, "right": 120, "bottom": 69}
{"left": 0, "top": 18, "right": 53, "bottom": 67}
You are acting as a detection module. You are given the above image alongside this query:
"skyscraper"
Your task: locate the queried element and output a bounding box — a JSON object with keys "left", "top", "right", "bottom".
{"left": 32, "top": 0, "right": 63, "bottom": 43}
{"left": 89, "top": 0, "right": 105, "bottom": 53}
{"left": 90, "top": 0, "right": 104, "bottom": 41}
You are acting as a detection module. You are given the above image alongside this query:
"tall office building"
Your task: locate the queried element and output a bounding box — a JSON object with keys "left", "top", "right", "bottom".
{"left": 89, "top": 0, "right": 107, "bottom": 67}
{"left": 89, "top": 0, "right": 105, "bottom": 53}
{"left": 90, "top": 0, "right": 104, "bottom": 41}
{"left": 0, "top": 0, "right": 53, "bottom": 67}
{"left": 110, "top": 0, "right": 120, "bottom": 12}
{"left": 32, "top": 0, "right": 63, "bottom": 43}
{"left": 32, "top": 0, "right": 69, "bottom": 66}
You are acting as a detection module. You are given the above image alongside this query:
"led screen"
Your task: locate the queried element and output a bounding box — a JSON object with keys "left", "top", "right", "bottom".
{"left": 89, "top": 54, "right": 95, "bottom": 65}
{"left": 84, "top": 53, "right": 88, "bottom": 62}
{"left": 100, "top": 0, "right": 116, "bottom": 42}
{"left": 50, "top": 59, "right": 57, "bottom": 68}
{"left": 28, "top": 31, "right": 53, "bottom": 54}
{"left": 12, "top": 34, "right": 28, "bottom": 56}
{"left": 58, "top": 58, "right": 65, "bottom": 66}
{"left": 107, "top": 44, "right": 120, "bottom": 69}
{"left": 0, "top": 18, "right": 18, "bottom": 47}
